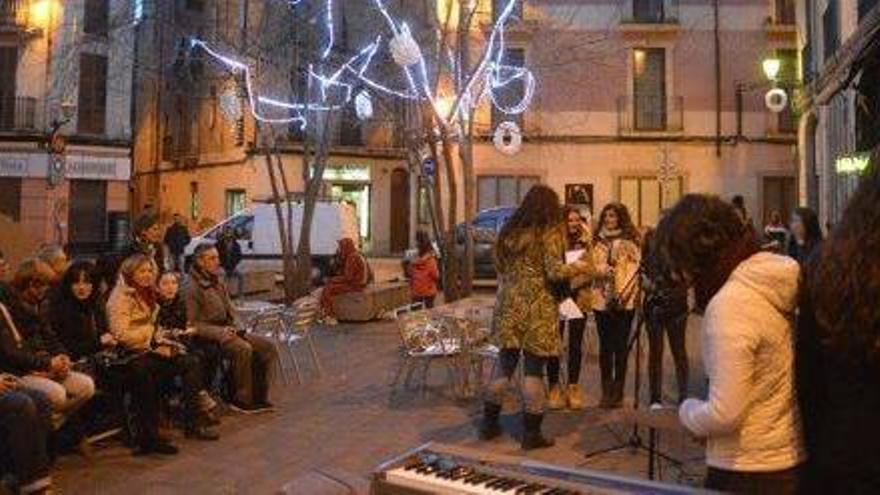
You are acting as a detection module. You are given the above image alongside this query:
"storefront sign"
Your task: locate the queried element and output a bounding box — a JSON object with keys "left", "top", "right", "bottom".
{"left": 835, "top": 153, "right": 870, "bottom": 174}
{"left": 0, "top": 152, "right": 130, "bottom": 180}
{"left": 0, "top": 158, "right": 28, "bottom": 177}
{"left": 66, "top": 160, "right": 119, "bottom": 180}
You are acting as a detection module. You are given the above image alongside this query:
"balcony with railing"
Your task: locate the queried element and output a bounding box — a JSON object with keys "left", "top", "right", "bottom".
{"left": 773, "top": 0, "right": 796, "bottom": 26}
{"left": 620, "top": 0, "right": 679, "bottom": 27}
{"left": 617, "top": 95, "right": 683, "bottom": 135}
{"left": 1, "top": 0, "right": 28, "bottom": 31}
{"left": 0, "top": 96, "right": 36, "bottom": 131}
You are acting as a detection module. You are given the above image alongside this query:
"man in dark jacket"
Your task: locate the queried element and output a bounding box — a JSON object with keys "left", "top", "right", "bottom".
{"left": 164, "top": 214, "right": 191, "bottom": 272}
{"left": 216, "top": 227, "right": 243, "bottom": 298}
{"left": 184, "top": 243, "right": 277, "bottom": 413}
{"left": 0, "top": 259, "right": 95, "bottom": 419}
{"left": 103, "top": 211, "right": 172, "bottom": 288}
{"left": 0, "top": 374, "right": 54, "bottom": 494}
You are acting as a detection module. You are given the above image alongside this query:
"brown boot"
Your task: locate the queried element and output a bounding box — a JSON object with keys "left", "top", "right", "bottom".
{"left": 567, "top": 384, "right": 586, "bottom": 410}
{"left": 547, "top": 385, "right": 566, "bottom": 410}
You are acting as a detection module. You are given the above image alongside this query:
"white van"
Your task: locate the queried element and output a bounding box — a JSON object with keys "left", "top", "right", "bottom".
{"left": 183, "top": 200, "right": 360, "bottom": 277}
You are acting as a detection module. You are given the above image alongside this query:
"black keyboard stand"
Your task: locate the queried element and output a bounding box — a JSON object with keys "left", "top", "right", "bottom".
{"left": 583, "top": 300, "right": 684, "bottom": 481}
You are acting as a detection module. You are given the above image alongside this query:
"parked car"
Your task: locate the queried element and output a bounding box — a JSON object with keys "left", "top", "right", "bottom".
{"left": 184, "top": 200, "right": 360, "bottom": 280}
{"left": 456, "top": 206, "right": 516, "bottom": 279}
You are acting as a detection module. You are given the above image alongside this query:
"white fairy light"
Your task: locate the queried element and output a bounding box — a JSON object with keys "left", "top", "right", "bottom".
{"left": 355, "top": 91, "right": 373, "bottom": 120}
{"left": 191, "top": 0, "right": 536, "bottom": 133}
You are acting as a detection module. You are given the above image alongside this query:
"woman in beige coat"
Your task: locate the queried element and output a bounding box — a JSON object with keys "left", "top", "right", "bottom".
{"left": 591, "top": 203, "right": 641, "bottom": 408}
{"left": 107, "top": 254, "right": 218, "bottom": 456}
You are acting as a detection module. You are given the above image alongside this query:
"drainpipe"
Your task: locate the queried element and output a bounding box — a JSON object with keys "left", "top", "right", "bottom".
{"left": 714, "top": 0, "right": 722, "bottom": 156}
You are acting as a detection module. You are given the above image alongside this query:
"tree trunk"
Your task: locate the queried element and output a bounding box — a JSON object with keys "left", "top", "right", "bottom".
{"left": 438, "top": 125, "right": 460, "bottom": 302}
{"left": 457, "top": 2, "right": 476, "bottom": 297}
{"left": 265, "top": 151, "right": 296, "bottom": 301}
{"left": 291, "top": 112, "right": 335, "bottom": 299}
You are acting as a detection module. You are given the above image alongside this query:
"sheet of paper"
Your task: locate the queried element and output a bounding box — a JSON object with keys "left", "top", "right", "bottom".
{"left": 559, "top": 297, "right": 584, "bottom": 320}
{"left": 565, "top": 249, "right": 585, "bottom": 264}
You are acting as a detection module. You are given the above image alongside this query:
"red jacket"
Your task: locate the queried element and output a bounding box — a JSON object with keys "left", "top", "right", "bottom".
{"left": 408, "top": 254, "right": 439, "bottom": 298}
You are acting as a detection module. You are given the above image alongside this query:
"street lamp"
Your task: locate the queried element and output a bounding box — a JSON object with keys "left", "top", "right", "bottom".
{"left": 735, "top": 57, "right": 791, "bottom": 139}
{"left": 762, "top": 57, "right": 781, "bottom": 82}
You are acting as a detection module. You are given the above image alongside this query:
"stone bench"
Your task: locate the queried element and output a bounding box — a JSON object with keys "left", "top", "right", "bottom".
{"left": 332, "top": 282, "right": 411, "bottom": 322}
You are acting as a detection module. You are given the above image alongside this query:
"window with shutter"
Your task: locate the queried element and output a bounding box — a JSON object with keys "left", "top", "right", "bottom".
{"left": 77, "top": 54, "right": 108, "bottom": 135}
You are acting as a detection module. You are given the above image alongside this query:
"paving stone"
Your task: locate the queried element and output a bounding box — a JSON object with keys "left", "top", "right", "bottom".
{"left": 54, "top": 310, "right": 708, "bottom": 494}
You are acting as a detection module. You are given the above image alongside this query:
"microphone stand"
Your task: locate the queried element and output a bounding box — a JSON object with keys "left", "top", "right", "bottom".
{"left": 583, "top": 266, "right": 684, "bottom": 481}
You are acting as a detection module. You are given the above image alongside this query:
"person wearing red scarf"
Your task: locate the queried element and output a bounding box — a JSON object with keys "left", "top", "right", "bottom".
{"left": 320, "top": 238, "right": 369, "bottom": 324}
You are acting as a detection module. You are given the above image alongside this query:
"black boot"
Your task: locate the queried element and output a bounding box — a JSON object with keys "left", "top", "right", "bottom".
{"left": 521, "top": 412, "right": 554, "bottom": 450}
{"left": 479, "top": 402, "right": 503, "bottom": 440}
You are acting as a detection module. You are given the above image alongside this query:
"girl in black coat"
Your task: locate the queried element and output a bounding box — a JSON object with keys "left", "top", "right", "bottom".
{"left": 157, "top": 272, "right": 221, "bottom": 423}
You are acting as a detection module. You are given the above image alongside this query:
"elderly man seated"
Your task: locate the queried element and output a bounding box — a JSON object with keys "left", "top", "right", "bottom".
{"left": 184, "top": 243, "right": 278, "bottom": 413}
{"left": 320, "top": 238, "right": 370, "bottom": 325}
{"left": 0, "top": 374, "right": 53, "bottom": 494}
{"left": 0, "top": 260, "right": 95, "bottom": 426}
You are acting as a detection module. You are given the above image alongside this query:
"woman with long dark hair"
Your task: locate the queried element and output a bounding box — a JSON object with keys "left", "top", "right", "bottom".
{"left": 48, "top": 260, "right": 114, "bottom": 361}
{"left": 655, "top": 194, "right": 804, "bottom": 493}
{"left": 591, "top": 203, "right": 641, "bottom": 408}
{"left": 546, "top": 207, "right": 594, "bottom": 410}
{"left": 787, "top": 207, "right": 822, "bottom": 265}
{"left": 479, "top": 185, "right": 593, "bottom": 450}
{"left": 796, "top": 149, "right": 880, "bottom": 493}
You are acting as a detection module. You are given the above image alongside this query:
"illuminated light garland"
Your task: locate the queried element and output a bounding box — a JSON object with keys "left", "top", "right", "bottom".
{"left": 193, "top": 0, "right": 536, "bottom": 135}
{"left": 355, "top": 91, "right": 374, "bottom": 120}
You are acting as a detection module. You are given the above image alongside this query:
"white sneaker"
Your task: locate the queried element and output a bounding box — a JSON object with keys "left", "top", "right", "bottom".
{"left": 649, "top": 402, "right": 665, "bottom": 411}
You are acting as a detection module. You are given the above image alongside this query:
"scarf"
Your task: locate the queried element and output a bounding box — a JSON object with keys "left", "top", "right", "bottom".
{"left": 693, "top": 232, "right": 759, "bottom": 312}
{"left": 123, "top": 273, "right": 157, "bottom": 311}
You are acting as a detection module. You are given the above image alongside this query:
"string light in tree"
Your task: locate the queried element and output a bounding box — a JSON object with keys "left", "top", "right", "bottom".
{"left": 192, "top": 0, "right": 536, "bottom": 141}
{"left": 355, "top": 91, "right": 374, "bottom": 120}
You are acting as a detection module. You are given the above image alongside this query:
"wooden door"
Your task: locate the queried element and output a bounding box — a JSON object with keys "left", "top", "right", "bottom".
{"left": 390, "top": 168, "right": 410, "bottom": 253}
{"left": 762, "top": 176, "right": 796, "bottom": 227}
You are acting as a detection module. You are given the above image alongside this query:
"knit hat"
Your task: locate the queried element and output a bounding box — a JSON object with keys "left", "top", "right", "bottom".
{"left": 133, "top": 211, "right": 160, "bottom": 236}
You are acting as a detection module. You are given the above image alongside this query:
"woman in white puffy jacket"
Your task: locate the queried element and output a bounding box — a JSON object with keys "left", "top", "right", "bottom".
{"left": 653, "top": 194, "right": 804, "bottom": 494}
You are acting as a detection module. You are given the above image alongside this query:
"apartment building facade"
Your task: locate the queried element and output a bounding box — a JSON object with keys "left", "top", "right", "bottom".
{"left": 796, "top": 0, "right": 879, "bottom": 227}
{"left": 0, "top": 0, "right": 134, "bottom": 257}
{"left": 131, "top": 0, "right": 428, "bottom": 255}
{"left": 441, "top": 0, "right": 801, "bottom": 233}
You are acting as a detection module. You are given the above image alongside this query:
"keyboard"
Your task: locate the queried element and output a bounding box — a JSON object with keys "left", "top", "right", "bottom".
{"left": 372, "top": 443, "right": 706, "bottom": 494}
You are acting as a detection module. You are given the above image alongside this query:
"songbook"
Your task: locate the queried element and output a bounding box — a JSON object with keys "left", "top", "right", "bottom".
{"left": 559, "top": 297, "right": 583, "bottom": 320}
{"left": 565, "top": 249, "right": 585, "bottom": 264}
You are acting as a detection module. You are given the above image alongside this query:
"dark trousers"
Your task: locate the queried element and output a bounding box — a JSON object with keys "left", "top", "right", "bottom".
{"left": 706, "top": 466, "right": 801, "bottom": 494}
{"left": 0, "top": 389, "right": 52, "bottom": 490}
{"left": 647, "top": 315, "right": 689, "bottom": 404}
{"left": 547, "top": 318, "right": 587, "bottom": 386}
{"left": 595, "top": 310, "right": 634, "bottom": 399}
{"left": 217, "top": 333, "right": 277, "bottom": 406}
{"left": 498, "top": 349, "right": 547, "bottom": 379}
{"left": 412, "top": 296, "right": 436, "bottom": 309}
{"left": 125, "top": 352, "right": 203, "bottom": 446}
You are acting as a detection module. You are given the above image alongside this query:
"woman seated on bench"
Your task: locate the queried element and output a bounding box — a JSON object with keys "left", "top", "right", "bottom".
{"left": 107, "top": 254, "right": 219, "bottom": 456}
{"left": 320, "top": 238, "right": 370, "bottom": 325}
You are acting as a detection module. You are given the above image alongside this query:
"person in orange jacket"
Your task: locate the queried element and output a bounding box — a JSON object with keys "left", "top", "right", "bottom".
{"left": 406, "top": 231, "right": 440, "bottom": 309}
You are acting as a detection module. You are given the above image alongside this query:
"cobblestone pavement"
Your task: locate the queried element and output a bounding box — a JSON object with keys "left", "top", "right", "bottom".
{"left": 54, "top": 310, "right": 708, "bottom": 494}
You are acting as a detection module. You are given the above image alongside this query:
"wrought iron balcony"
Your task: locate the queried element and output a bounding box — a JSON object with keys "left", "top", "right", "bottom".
{"left": 0, "top": 0, "right": 26, "bottom": 30}
{"left": 773, "top": 0, "right": 796, "bottom": 26}
{"left": 0, "top": 96, "right": 36, "bottom": 131}
{"left": 617, "top": 95, "right": 684, "bottom": 134}
{"left": 621, "top": 0, "right": 679, "bottom": 25}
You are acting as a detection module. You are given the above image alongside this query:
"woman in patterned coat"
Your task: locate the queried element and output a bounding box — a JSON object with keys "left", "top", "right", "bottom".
{"left": 479, "top": 185, "right": 594, "bottom": 450}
